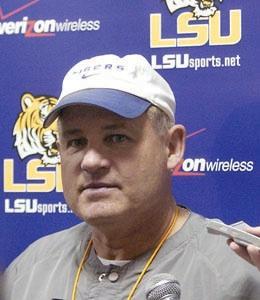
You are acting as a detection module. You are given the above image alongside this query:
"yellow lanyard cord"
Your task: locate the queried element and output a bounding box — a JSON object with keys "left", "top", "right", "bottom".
{"left": 127, "top": 206, "right": 179, "bottom": 300}
{"left": 71, "top": 206, "right": 179, "bottom": 300}
{"left": 71, "top": 239, "right": 93, "bottom": 300}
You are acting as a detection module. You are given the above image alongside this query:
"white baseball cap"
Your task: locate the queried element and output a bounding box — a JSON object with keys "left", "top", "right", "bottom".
{"left": 43, "top": 54, "right": 176, "bottom": 128}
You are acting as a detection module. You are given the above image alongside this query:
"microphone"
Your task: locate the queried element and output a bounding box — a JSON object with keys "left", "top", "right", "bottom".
{"left": 145, "top": 273, "right": 181, "bottom": 300}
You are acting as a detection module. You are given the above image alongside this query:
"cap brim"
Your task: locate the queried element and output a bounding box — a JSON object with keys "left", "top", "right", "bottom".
{"left": 43, "top": 88, "right": 151, "bottom": 128}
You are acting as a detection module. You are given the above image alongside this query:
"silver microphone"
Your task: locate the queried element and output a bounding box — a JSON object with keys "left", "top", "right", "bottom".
{"left": 145, "top": 273, "right": 181, "bottom": 300}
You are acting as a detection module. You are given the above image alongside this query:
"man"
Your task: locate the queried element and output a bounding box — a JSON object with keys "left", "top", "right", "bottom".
{"left": 3, "top": 54, "right": 260, "bottom": 299}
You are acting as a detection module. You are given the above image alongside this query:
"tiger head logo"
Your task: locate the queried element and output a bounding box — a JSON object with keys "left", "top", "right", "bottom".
{"left": 13, "top": 93, "right": 60, "bottom": 166}
{"left": 165, "top": 0, "right": 223, "bottom": 18}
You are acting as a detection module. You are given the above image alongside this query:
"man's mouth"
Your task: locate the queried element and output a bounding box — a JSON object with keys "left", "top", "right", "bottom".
{"left": 80, "top": 182, "right": 120, "bottom": 192}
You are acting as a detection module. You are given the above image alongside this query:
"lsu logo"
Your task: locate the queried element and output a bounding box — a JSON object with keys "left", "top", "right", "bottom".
{"left": 13, "top": 93, "right": 60, "bottom": 166}
{"left": 165, "top": 0, "right": 223, "bottom": 18}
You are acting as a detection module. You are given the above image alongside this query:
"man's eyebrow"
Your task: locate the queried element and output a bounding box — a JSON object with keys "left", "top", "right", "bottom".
{"left": 61, "top": 128, "right": 82, "bottom": 138}
{"left": 101, "top": 123, "right": 127, "bottom": 130}
{"left": 102, "top": 122, "right": 141, "bottom": 135}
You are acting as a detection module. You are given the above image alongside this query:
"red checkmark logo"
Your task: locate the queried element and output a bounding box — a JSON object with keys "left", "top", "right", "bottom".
{"left": 0, "top": 0, "right": 39, "bottom": 21}
{"left": 173, "top": 128, "right": 207, "bottom": 176}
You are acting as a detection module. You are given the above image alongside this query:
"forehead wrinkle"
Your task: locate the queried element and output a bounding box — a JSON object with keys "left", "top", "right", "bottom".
{"left": 58, "top": 106, "right": 147, "bottom": 136}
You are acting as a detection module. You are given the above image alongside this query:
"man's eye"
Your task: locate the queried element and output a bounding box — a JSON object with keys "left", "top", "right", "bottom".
{"left": 106, "top": 134, "right": 128, "bottom": 144}
{"left": 68, "top": 138, "right": 86, "bottom": 148}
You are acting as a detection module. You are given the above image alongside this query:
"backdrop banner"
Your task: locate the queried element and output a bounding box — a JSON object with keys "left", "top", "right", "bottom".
{"left": 0, "top": 0, "right": 259, "bottom": 268}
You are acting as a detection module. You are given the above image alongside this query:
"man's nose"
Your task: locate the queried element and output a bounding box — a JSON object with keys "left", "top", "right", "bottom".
{"left": 80, "top": 148, "right": 110, "bottom": 175}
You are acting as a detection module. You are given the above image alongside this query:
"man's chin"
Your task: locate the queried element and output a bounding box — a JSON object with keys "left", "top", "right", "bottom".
{"left": 75, "top": 204, "right": 126, "bottom": 226}
{"left": 82, "top": 213, "right": 121, "bottom": 227}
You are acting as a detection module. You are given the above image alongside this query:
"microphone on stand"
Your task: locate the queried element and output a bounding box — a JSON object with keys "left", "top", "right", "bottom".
{"left": 145, "top": 273, "right": 181, "bottom": 300}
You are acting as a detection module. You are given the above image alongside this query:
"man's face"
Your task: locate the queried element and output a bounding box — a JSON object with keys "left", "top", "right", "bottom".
{"left": 58, "top": 105, "right": 183, "bottom": 226}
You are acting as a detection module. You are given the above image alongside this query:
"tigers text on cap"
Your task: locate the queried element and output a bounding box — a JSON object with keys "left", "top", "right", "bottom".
{"left": 43, "top": 54, "right": 176, "bottom": 128}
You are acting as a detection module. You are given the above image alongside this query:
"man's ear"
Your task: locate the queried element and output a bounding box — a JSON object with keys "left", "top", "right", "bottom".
{"left": 167, "top": 125, "right": 186, "bottom": 170}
